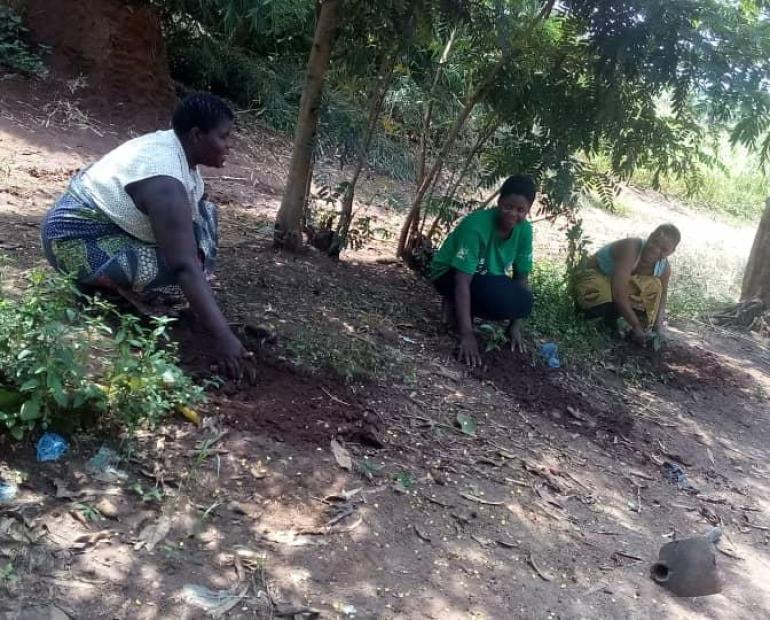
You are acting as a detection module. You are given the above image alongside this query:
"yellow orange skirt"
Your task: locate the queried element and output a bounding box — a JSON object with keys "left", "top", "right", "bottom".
{"left": 573, "top": 268, "right": 662, "bottom": 329}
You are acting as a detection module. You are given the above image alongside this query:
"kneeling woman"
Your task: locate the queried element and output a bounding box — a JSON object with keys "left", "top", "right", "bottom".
{"left": 41, "top": 93, "right": 251, "bottom": 378}
{"left": 428, "top": 175, "right": 536, "bottom": 366}
{"left": 574, "top": 224, "right": 680, "bottom": 344}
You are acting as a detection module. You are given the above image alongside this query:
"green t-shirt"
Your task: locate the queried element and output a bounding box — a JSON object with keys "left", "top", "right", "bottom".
{"left": 429, "top": 208, "right": 533, "bottom": 280}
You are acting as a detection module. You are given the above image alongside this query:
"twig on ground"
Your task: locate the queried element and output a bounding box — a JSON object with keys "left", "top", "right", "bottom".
{"left": 526, "top": 552, "right": 553, "bottom": 581}
{"left": 458, "top": 492, "right": 505, "bottom": 506}
{"left": 320, "top": 386, "right": 351, "bottom": 407}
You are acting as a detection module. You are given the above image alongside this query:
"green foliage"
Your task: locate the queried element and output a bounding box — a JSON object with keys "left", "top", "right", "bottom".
{"left": 526, "top": 261, "right": 611, "bottom": 363}
{"left": 632, "top": 148, "right": 770, "bottom": 221}
{"left": 477, "top": 322, "right": 508, "bottom": 352}
{"left": 0, "top": 270, "right": 203, "bottom": 439}
{"left": 158, "top": 0, "right": 770, "bottom": 246}
{"left": 306, "top": 183, "right": 393, "bottom": 251}
{"left": 286, "top": 324, "right": 388, "bottom": 383}
{"left": 0, "top": 5, "right": 47, "bottom": 76}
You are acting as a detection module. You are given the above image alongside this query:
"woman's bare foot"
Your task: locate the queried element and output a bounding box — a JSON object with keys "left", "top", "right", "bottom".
{"left": 115, "top": 287, "right": 179, "bottom": 318}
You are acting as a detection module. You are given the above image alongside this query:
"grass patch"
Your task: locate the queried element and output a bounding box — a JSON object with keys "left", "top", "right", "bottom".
{"left": 526, "top": 261, "right": 612, "bottom": 364}
{"left": 667, "top": 245, "right": 742, "bottom": 320}
{"left": 286, "top": 320, "right": 402, "bottom": 383}
{"left": 580, "top": 191, "right": 632, "bottom": 217}
{"left": 632, "top": 147, "right": 769, "bottom": 222}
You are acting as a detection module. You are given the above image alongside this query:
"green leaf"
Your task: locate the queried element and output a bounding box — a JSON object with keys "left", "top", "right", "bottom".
{"left": 17, "top": 349, "right": 32, "bottom": 360}
{"left": 10, "top": 426, "right": 24, "bottom": 440}
{"left": 161, "top": 369, "right": 177, "bottom": 386}
{"left": 0, "top": 388, "right": 24, "bottom": 408}
{"left": 19, "top": 378, "right": 40, "bottom": 391}
{"left": 19, "top": 397, "right": 42, "bottom": 421}
{"left": 456, "top": 413, "right": 476, "bottom": 435}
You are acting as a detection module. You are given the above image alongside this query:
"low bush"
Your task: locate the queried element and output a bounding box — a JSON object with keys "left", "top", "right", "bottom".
{"left": 0, "top": 270, "right": 203, "bottom": 439}
{"left": 0, "top": 6, "right": 47, "bottom": 76}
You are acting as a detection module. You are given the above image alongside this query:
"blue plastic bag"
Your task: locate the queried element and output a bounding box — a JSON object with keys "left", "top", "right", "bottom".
{"left": 36, "top": 432, "right": 69, "bottom": 462}
{"left": 538, "top": 342, "right": 561, "bottom": 369}
{"left": 0, "top": 480, "right": 18, "bottom": 503}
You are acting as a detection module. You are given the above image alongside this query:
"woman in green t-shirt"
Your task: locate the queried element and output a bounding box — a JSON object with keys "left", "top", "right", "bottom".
{"left": 429, "top": 175, "right": 536, "bottom": 366}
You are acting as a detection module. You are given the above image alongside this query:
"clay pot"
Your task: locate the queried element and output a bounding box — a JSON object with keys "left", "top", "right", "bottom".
{"left": 651, "top": 528, "right": 723, "bottom": 597}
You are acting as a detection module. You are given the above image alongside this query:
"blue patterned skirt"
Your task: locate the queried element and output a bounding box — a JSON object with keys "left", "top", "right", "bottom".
{"left": 41, "top": 173, "right": 218, "bottom": 293}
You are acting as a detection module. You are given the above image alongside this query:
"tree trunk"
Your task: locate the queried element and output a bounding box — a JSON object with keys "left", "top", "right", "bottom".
{"left": 741, "top": 197, "right": 770, "bottom": 305}
{"left": 441, "top": 116, "right": 498, "bottom": 209}
{"left": 397, "top": 0, "right": 556, "bottom": 259}
{"left": 480, "top": 187, "right": 501, "bottom": 209}
{"left": 274, "top": 0, "right": 342, "bottom": 251}
{"left": 417, "top": 27, "right": 457, "bottom": 186}
{"left": 397, "top": 57, "right": 505, "bottom": 257}
{"left": 332, "top": 50, "right": 397, "bottom": 256}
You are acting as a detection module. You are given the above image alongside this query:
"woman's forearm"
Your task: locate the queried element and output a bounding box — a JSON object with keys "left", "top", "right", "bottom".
{"left": 454, "top": 277, "right": 474, "bottom": 335}
{"left": 612, "top": 282, "right": 643, "bottom": 332}
{"left": 175, "top": 264, "right": 232, "bottom": 339}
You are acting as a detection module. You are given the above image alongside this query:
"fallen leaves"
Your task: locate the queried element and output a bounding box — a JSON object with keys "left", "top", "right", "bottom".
{"left": 134, "top": 514, "right": 171, "bottom": 552}
{"left": 455, "top": 413, "right": 477, "bottom": 436}
{"left": 330, "top": 439, "right": 353, "bottom": 471}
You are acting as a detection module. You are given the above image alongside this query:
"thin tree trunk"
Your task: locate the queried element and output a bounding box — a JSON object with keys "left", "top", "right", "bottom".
{"left": 299, "top": 152, "right": 315, "bottom": 233}
{"left": 441, "top": 116, "right": 498, "bottom": 209}
{"left": 397, "top": 57, "right": 505, "bottom": 257}
{"left": 480, "top": 187, "right": 501, "bottom": 209}
{"left": 274, "top": 0, "right": 342, "bottom": 251}
{"left": 539, "top": 0, "right": 558, "bottom": 20}
{"left": 397, "top": 0, "right": 556, "bottom": 259}
{"left": 741, "top": 197, "right": 770, "bottom": 305}
{"left": 410, "top": 162, "right": 445, "bottom": 245}
{"left": 417, "top": 27, "right": 458, "bottom": 186}
{"left": 332, "top": 50, "right": 397, "bottom": 256}
{"left": 426, "top": 123, "right": 498, "bottom": 244}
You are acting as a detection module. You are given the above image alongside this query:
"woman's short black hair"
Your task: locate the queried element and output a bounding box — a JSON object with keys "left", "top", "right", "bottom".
{"left": 500, "top": 175, "right": 537, "bottom": 203}
{"left": 652, "top": 223, "right": 682, "bottom": 246}
{"left": 172, "top": 93, "right": 234, "bottom": 135}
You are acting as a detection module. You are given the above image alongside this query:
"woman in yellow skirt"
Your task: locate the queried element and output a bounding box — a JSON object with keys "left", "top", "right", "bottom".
{"left": 573, "top": 224, "right": 680, "bottom": 344}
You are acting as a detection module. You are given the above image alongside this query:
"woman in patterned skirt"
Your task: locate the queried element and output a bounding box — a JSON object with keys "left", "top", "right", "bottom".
{"left": 41, "top": 93, "right": 252, "bottom": 379}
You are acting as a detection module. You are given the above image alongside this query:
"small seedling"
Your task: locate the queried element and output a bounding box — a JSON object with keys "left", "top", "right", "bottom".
{"left": 357, "top": 459, "right": 381, "bottom": 480}
{"left": 75, "top": 502, "right": 103, "bottom": 522}
{"left": 394, "top": 470, "right": 414, "bottom": 492}
{"left": 131, "top": 482, "right": 164, "bottom": 503}
{"left": 478, "top": 323, "right": 508, "bottom": 352}
{"left": 0, "top": 562, "right": 18, "bottom": 584}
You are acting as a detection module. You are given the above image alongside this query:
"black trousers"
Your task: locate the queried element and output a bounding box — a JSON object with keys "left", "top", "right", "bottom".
{"left": 434, "top": 270, "right": 533, "bottom": 321}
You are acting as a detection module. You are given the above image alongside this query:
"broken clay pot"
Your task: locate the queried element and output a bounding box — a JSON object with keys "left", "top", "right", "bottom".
{"left": 651, "top": 527, "right": 723, "bottom": 597}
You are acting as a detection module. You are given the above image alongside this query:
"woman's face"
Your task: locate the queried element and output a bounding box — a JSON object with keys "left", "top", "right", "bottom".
{"left": 497, "top": 193, "right": 532, "bottom": 233}
{"left": 192, "top": 118, "right": 233, "bottom": 168}
{"left": 645, "top": 233, "right": 678, "bottom": 262}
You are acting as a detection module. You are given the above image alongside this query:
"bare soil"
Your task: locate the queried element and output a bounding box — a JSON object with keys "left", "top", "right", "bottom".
{"left": 2, "top": 78, "right": 770, "bottom": 620}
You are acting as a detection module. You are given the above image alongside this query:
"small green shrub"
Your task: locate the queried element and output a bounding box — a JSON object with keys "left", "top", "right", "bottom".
{"left": 0, "top": 6, "right": 47, "bottom": 76}
{"left": 0, "top": 270, "right": 203, "bottom": 439}
{"left": 527, "top": 261, "right": 612, "bottom": 363}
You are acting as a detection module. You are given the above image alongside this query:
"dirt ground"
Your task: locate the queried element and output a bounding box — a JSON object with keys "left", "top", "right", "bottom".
{"left": 2, "top": 77, "right": 770, "bottom": 620}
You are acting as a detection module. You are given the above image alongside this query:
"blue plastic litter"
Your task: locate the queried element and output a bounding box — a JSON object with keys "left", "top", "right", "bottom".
{"left": 662, "top": 461, "right": 699, "bottom": 493}
{"left": 538, "top": 342, "right": 561, "bottom": 369}
{"left": 36, "top": 432, "right": 69, "bottom": 462}
{"left": 86, "top": 447, "right": 127, "bottom": 482}
{"left": 0, "top": 480, "right": 18, "bottom": 503}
